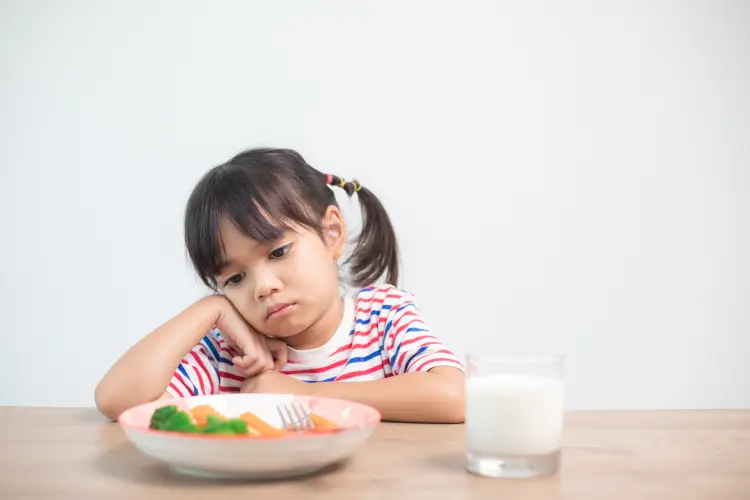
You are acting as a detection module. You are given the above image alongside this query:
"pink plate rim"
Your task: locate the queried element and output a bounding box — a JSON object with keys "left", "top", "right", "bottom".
{"left": 118, "top": 393, "right": 382, "bottom": 441}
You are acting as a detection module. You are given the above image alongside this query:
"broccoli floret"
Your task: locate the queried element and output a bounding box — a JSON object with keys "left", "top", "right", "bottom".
{"left": 149, "top": 405, "right": 199, "bottom": 433}
{"left": 202, "top": 415, "right": 249, "bottom": 435}
{"left": 161, "top": 411, "right": 199, "bottom": 433}
{"left": 228, "top": 418, "right": 249, "bottom": 435}
{"left": 149, "top": 405, "right": 178, "bottom": 430}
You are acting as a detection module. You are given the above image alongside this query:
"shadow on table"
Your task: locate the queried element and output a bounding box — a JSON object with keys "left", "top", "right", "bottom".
{"left": 423, "top": 452, "right": 562, "bottom": 493}
{"left": 93, "top": 442, "right": 346, "bottom": 487}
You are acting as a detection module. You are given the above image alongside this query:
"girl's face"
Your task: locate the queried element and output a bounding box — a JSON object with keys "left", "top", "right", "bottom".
{"left": 214, "top": 206, "right": 346, "bottom": 347}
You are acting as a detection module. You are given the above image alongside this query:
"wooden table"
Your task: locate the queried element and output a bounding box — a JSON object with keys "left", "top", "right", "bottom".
{"left": 1, "top": 408, "right": 748, "bottom": 499}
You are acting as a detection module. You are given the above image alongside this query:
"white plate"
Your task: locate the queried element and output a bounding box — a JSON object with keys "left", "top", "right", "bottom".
{"left": 118, "top": 393, "right": 381, "bottom": 479}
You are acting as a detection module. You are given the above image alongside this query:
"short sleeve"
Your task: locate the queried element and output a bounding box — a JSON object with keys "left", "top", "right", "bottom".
{"left": 166, "top": 333, "right": 222, "bottom": 398}
{"left": 383, "top": 291, "right": 464, "bottom": 375}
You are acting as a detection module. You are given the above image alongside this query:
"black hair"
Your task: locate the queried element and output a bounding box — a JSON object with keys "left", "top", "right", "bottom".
{"left": 184, "top": 147, "right": 399, "bottom": 290}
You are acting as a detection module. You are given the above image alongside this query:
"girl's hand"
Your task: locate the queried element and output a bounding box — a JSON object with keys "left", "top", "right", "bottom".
{"left": 214, "top": 297, "right": 289, "bottom": 377}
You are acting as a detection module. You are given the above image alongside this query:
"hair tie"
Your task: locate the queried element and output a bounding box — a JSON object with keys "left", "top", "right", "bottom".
{"left": 325, "top": 173, "right": 363, "bottom": 193}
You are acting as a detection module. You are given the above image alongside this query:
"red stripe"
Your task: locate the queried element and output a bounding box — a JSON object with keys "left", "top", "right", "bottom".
{"left": 197, "top": 345, "right": 212, "bottom": 361}
{"left": 190, "top": 351, "right": 208, "bottom": 394}
{"left": 219, "top": 370, "right": 245, "bottom": 382}
{"left": 414, "top": 358, "right": 463, "bottom": 373}
{"left": 189, "top": 352, "right": 208, "bottom": 395}
{"left": 318, "top": 331, "right": 378, "bottom": 358}
{"left": 391, "top": 310, "right": 418, "bottom": 329}
{"left": 174, "top": 370, "right": 194, "bottom": 394}
{"left": 356, "top": 299, "right": 414, "bottom": 316}
{"left": 329, "top": 335, "right": 379, "bottom": 358}
{"left": 351, "top": 327, "right": 379, "bottom": 340}
{"left": 220, "top": 385, "right": 241, "bottom": 393}
{"left": 169, "top": 381, "right": 186, "bottom": 398}
{"left": 355, "top": 292, "right": 404, "bottom": 312}
{"left": 387, "top": 314, "right": 420, "bottom": 349}
{"left": 334, "top": 361, "right": 385, "bottom": 381}
{"left": 427, "top": 349, "right": 455, "bottom": 357}
{"left": 351, "top": 335, "right": 380, "bottom": 351}
{"left": 396, "top": 341, "right": 441, "bottom": 370}
{"left": 391, "top": 317, "right": 425, "bottom": 340}
{"left": 282, "top": 357, "right": 347, "bottom": 376}
{"left": 330, "top": 343, "right": 354, "bottom": 357}
{"left": 396, "top": 335, "right": 437, "bottom": 351}
{"left": 192, "top": 351, "right": 216, "bottom": 394}
{"left": 413, "top": 355, "right": 461, "bottom": 373}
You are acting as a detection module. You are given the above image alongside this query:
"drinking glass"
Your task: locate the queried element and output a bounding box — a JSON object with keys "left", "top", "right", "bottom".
{"left": 465, "top": 353, "right": 565, "bottom": 478}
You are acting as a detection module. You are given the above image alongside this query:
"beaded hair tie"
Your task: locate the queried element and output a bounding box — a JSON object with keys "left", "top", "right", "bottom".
{"left": 325, "top": 173, "right": 362, "bottom": 193}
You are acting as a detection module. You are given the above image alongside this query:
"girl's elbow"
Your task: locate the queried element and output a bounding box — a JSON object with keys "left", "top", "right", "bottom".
{"left": 94, "top": 385, "right": 120, "bottom": 422}
{"left": 443, "top": 397, "right": 465, "bottom": 423}
{"left": 439, "top": 384, "right": 466, "bottom": 423}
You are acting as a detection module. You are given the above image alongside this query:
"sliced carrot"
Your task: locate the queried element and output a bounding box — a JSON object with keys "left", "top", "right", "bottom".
{"left": 239, "top": 412, "right": 288, "bottom": 437}
{"left": 309, "top": 413, "right": 339, "bottom": 431}
{"left": 190, "top": 405, "right": 226, "bottom": 427}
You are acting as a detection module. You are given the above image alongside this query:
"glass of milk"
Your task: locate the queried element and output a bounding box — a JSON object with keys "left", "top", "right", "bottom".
{"left": 465, "top": 353, "right": 565, "bottom": 478}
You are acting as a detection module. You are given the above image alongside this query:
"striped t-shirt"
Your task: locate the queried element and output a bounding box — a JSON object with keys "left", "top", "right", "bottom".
{"left": 167, "top": 285, "right": 463, "bottom": 398}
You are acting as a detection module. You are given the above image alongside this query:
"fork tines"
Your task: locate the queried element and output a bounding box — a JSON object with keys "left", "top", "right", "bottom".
{"left": 278, "top": 403, "right": 315, "bottom": 432}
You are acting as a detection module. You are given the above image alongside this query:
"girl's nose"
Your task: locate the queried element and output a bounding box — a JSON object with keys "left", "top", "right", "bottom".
{"left": 253, "top": 268, "right": 282, "bottom": 301}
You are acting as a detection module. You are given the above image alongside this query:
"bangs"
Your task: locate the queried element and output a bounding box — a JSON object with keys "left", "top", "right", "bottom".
{"left": 185, "top": 161, "right": 324, "bottom": 288}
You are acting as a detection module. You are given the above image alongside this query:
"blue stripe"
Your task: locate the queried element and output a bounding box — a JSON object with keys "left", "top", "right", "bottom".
{"left": 352, "top": 304, "right": 395, "bottom": 327}
{"left": 199, "top": 338, "right": 221, "bottom": 379}
{"left": 394, "top": 303, "right": 414, "bottom": 314}
{"left": 304, "top": 376, "right": 336, "bottom": 383}
{"left": 346, "top": 349, "right": 381, "bottom": 366}
{"left": 210, "top": 331, "right": 234, "bottom": 365}
{"left": 385, "top": 327, "right": 429, "bottom": 366}
{"left": 385, "top": 304, "right": 418, "bottom": 338}
{"left": 348, "top": 329, "right": 355, "bottom": 336}
{"left": 202, "top": 335, "right": 220, "bottom": 361}
{"left": 385, "top": 320, "right": 393, "bottom": 336}
{"left": 403, "top": 345, "right": 429, "bottom": 372}
{"left": 355, "top": 309, "right": 386, "bottom": 325}
{"left": 178, "top": 364, "right": 198, "bottom": 396}
{"left": 389, "top": 339, "right": 404, "bottom": 367}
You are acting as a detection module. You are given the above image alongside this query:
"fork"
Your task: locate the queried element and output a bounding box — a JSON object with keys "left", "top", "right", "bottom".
{"left": 277, "top": 402, "right": 316, "bottom": 432}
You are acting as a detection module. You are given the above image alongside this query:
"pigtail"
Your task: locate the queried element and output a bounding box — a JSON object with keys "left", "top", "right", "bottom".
{"left": 325, "top": 174, "right": 399, "bottom": 287}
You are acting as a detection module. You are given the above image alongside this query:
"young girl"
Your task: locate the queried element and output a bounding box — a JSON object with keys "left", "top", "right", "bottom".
{"left": 95, "top": 148, "right": 465, "bottom": 423}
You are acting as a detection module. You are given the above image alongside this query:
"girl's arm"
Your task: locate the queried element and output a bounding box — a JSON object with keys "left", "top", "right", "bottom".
{"left": 94, "top": 295, "right": 284, "bottom": 421}
{"left": 241, "top": 367, "right": 466, "bottom": 423}
{"left": 312, "top": 367, "right": 466, "bottom": 423}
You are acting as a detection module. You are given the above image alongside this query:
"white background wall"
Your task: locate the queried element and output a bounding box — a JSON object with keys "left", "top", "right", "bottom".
{"left": 1, "top": 0, "right": 748, "bottom": 409}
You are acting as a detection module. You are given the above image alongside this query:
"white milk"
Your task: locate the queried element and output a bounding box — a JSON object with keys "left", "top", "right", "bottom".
{"left": 466, "top": 374, "right": 565, "bottom": 456}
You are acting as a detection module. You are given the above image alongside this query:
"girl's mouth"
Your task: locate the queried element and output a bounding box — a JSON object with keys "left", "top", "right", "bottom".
{"left": 266, "top": 303, "right": 295, "bottom": 320}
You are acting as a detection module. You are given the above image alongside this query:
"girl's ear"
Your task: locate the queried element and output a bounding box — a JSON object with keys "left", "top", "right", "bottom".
{"left": 321, "top": 205, "right": 346, "bottom": 260}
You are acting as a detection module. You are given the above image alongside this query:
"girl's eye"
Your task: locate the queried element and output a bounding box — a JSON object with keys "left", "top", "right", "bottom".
{"left": 270, "top": 243, "right": 292, "bottom": 259}
{"left": 223, "top": 274, "right": 243, "bottom": 287}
